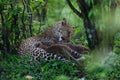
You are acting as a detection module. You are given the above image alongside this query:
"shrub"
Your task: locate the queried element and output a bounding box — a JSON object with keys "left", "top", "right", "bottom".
{"left": 0, "top": 54, "right": 83, "bottom": 80}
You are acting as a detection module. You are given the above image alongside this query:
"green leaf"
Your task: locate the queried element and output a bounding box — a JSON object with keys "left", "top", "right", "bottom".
{"left": 0, "top": 1, "right": 4, "bottom": 6}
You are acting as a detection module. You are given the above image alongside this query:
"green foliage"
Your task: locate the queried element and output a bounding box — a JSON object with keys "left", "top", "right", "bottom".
{"left": 71, "top": 27, "right": 88, "bottom": 46}
{"left": 106, "top": 54, "right": 120, "bottom": 79}
{"left": 1, "top": 52, "right": 120, "bottom": 80}
{"left": 0, "top": 54, "right": 83, "bottom": 80}
{"left": 84, "top": 53, "right": 120, "bottom": 80}
{"left": 114, "top": 33, "right": 120, "bottom": 54}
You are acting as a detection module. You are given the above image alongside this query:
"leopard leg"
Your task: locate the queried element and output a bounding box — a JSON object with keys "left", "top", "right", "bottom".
{"left": 46, "top": 44, "right": 81, "bottom": 60}
{"left": 63, "top": 43, "right": 89, "bottom": 54}
{"left": 63, "top": 43, "right": 89, "bottom": 61}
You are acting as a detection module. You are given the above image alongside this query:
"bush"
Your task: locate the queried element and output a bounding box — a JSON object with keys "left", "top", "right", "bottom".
{"left": 106, "top": 54, "right": 120, "bottom": 80}
{"left": 85, "top": 53, "right": 120, "bottom": 80}
{"left": 0, "top": 54, "right": 84, "bottom": 80}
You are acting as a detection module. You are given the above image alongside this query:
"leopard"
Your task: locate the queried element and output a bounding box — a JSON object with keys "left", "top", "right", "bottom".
{"left": 18, "top": 18, "right": 89, "bottom": 63}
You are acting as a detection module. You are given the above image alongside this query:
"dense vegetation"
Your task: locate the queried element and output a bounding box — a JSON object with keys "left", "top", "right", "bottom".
{"left": 0, "top": 0, "right": 120, "bottom": 80}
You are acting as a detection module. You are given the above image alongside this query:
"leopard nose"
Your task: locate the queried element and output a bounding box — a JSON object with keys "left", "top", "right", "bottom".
{"left": 61, "top": 37, "right": 65, "bottom": 40}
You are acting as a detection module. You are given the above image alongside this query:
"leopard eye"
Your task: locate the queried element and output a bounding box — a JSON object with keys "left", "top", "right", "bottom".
{"left": 59, "top": 30, "right": 61, "bottom": 32}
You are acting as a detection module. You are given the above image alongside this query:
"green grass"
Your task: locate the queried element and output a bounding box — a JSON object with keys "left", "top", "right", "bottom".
{"left": 84, "top": 53, "right": 120, "bottom": 80}
{"left": 0, "top": 52, "right": 120, "bottom": 80}
{"left": 0, "top": 54, "right": 83, "bottom": 80}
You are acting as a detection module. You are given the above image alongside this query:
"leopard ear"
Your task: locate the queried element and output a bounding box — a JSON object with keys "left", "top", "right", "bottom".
{"left": 62, "top": 18, "right": 67, "bottom": 25}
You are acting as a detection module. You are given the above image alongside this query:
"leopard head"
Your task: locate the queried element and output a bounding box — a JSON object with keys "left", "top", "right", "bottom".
{"left": 53, "top": 18, "right": 74, "bottom": 43}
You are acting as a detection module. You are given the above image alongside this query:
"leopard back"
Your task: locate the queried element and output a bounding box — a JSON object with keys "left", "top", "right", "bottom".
{"left": 18, "top": 37, "right": 68, "bottom": 62}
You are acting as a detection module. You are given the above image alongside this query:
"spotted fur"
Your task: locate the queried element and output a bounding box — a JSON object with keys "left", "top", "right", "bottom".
{"left": 18, "top": 18, "right": 73, "bottom": 62}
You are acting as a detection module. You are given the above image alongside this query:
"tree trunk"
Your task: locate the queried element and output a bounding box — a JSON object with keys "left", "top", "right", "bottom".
{"left": 67, "top": 0, "right": 100, "bottom": 49}
{"left": 83, "top": 19, "right": 99, "bottom": 49}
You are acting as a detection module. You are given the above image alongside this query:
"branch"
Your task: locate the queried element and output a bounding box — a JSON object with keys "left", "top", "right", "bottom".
{"left": 66, "top": 0, "right": 83, "bottom": 18}
{"left": 21, "top": 0, "right": 27, "bottom": 38}
{"left": 77, "top": 0, "right": 91, "bottom": 19}
{"left": 77, "top": 0, "right": 100, "bottom": 17}
{"left": 26, "top": 0, "right": 33, "bottom": 36}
